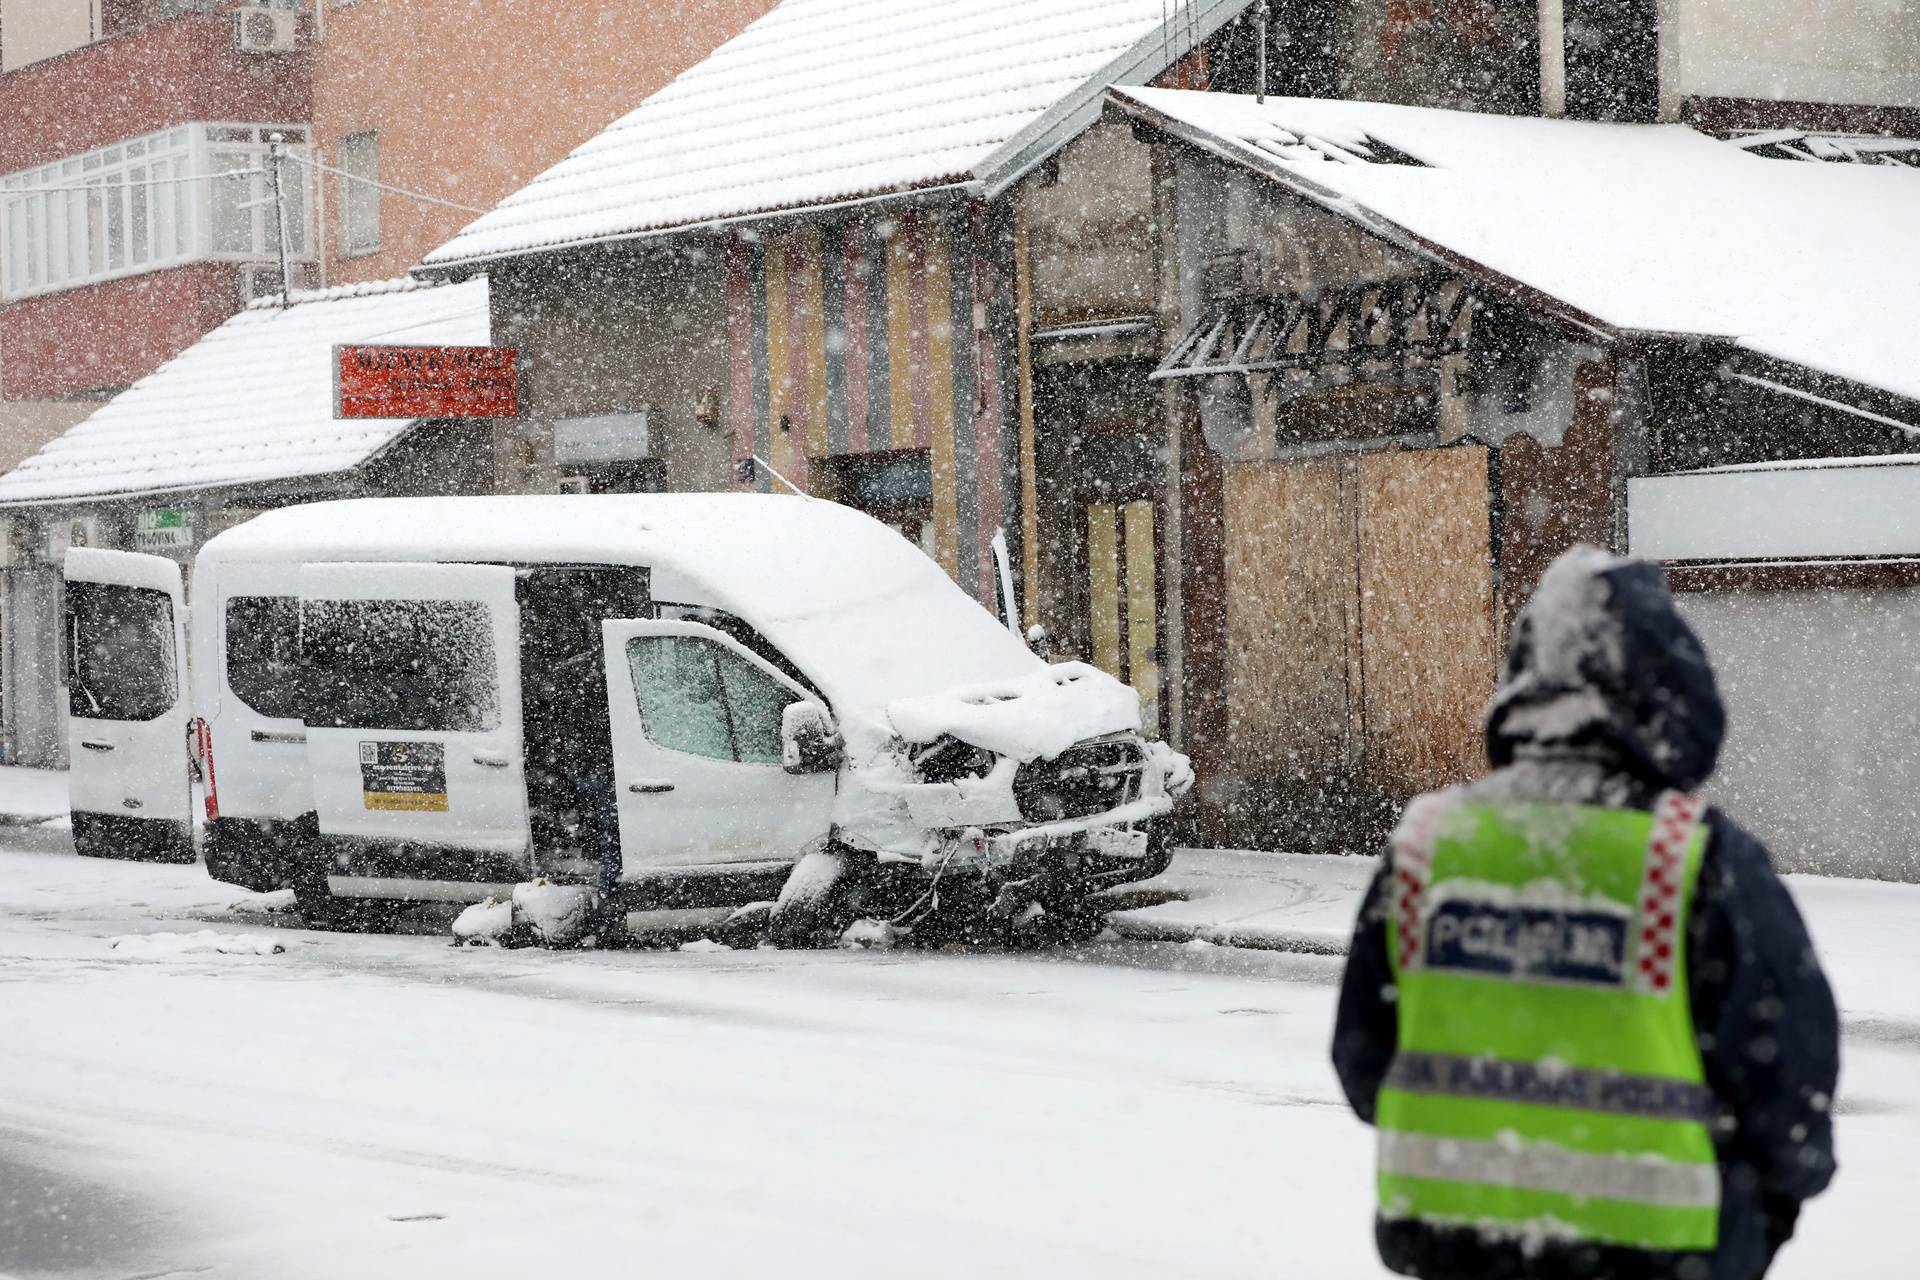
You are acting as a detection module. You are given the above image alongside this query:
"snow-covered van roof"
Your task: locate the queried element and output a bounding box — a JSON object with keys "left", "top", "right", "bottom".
{"left": 199, "top": 493, "right": 1039, "bottom": 716}
{"left": 0, "top": 277, "right": 489, "bottom": 507}
{"left": 1112, "top": 88, "right": 1920, "bottom": 405}
{"left": 420, "top": 0, "right": 1245, "bottom": 271}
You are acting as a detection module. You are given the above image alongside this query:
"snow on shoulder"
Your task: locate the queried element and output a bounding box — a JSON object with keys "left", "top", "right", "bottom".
{"left": 888, "top": 662, "right": 1141, "bottom": 762}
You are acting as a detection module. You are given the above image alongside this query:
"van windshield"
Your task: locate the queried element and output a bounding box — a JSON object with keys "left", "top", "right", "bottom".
{"left": 297, "top": 598, "right": 499, "bottom": 732}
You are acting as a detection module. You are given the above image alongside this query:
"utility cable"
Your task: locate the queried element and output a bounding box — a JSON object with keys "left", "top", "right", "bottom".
{"left": 277, "top": 153, "right": 487, "bottom": 215}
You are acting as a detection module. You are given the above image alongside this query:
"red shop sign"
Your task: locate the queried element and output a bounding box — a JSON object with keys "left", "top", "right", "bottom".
{"left": 334, "top": 344, "right": 518, "bottom": 419}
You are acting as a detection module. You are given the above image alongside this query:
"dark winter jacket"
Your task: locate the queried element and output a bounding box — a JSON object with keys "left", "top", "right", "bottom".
{"left": 1331, "top": 547, "right": 1839, "bottom": 1280}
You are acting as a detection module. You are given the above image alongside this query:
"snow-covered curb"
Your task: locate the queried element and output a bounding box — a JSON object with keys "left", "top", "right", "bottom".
{"left": 1098, "top": 848, "right": 1374, "bottom": 956}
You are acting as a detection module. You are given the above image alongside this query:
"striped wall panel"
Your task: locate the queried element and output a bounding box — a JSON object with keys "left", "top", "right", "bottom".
{"left": 725, "top": 208, "right": 1011, "bottom": 609}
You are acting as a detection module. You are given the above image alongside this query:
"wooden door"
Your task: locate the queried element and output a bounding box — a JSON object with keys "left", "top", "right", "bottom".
{"left": 1084, "top": 495, "right": 1161, "bottom": 733}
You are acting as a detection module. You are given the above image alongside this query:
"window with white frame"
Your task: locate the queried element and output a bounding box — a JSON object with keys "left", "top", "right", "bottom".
{"left": 337, "top": 130, "right": 380, "bottom": 256}
{"left": 0, "top": 123, "right": 313, "bottom": 302}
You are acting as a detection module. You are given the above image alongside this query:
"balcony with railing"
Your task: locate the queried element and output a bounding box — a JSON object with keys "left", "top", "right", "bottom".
{"left": 1, "top": 123, "right": 313, "bottom": 302}
{"left": 0, "top": 4, "right": 311, "bottom": 397}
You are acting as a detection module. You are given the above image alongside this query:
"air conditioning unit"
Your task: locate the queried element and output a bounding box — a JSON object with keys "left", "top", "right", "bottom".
{"left": 234, "top": 6, "right": 297, "bottom": 55}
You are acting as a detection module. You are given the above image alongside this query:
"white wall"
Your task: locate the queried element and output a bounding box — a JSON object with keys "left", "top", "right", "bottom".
{"left": 1676, "top": 0, "right": 1920, "bottom": 110}
{"left": 1630, "top": 461, "right": 1920, "bottom": 562}
{"left": 0, "top": 0, "right": 96, "bottom": 73}
{"left": 1681, "top": 587, "right": 1920, "bottom": 882}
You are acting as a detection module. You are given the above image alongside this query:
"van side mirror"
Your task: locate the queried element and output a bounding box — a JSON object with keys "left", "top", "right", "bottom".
{"left": 782, "top": 702, "right": 843, "bottom": 775}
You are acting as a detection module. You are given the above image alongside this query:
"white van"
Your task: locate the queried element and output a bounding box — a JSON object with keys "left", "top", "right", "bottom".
{"left": 66, "top": 495, "right": 1189, "bottom": 941}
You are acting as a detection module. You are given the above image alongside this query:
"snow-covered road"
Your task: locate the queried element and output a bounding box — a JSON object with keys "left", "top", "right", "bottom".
{"left": 1, "top": 828, "right": 1910, "bottom": 1279}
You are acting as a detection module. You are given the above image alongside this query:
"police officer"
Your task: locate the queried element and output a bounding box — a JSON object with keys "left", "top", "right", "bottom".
{"left": 1332, "top": 546, "right": 1838, "bottom": 1280}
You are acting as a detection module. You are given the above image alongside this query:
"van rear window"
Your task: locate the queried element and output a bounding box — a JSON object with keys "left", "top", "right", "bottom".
{"left": 225, "top": 596, "right": 302, "bottom": 720}
{"left": 297, "top": 599, "right": 499, "bottom": 732}
{"left": 65, "top": 581, "right": 176, "bottom": 722}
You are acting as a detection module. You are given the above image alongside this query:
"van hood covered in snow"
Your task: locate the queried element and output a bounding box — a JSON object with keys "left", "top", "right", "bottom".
{"left": 887, "top": 663, "right": 1141, "bottom": 763}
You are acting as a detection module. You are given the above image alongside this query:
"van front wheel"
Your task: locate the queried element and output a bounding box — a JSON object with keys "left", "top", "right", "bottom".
{"left": 767, "top": 847, "right": 871, "bottom": 948}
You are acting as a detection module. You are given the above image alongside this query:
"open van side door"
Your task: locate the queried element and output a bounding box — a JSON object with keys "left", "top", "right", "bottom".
{"left": 298, "top": 563, "right": 528, "bottom": 854}
{"left": 601, "top": 619, "right": 836, "bottom": 870}
{"left": 62, "top": 547, "right": 194, "bottom": 861}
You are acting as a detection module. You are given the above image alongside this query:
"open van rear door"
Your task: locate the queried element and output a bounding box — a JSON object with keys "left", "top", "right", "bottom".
{"left": 62, "top": 547, "right": 194, "bottom": 862}
{"left": 298, "top": 563, "right": 528, "bottom": 854}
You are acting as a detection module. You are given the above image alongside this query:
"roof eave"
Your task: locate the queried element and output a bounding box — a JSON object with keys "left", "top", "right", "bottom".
{"left": 0, "top": 465, "right": 371, "bottom": 512}
{"left": 1105, "top": 86, "right": 1624, "bottom": 345}
{"left": 973, "top": 0, "right": 1250, "bottom": 201}
{"left": 414, "top": 178, "right": 985, "bottom": 281}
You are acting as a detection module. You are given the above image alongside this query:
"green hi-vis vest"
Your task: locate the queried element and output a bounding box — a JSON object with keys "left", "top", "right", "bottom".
{"left": 1378, "top": 790, "right": 1719, "bottom": 1253}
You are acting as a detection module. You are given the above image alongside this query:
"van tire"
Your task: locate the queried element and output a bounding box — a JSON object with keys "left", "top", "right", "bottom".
{"left": 291, "top": 871, "right": 399, "bottom": 933}
{"left": 767, "top": 847, "right": 868, "bottom": 948}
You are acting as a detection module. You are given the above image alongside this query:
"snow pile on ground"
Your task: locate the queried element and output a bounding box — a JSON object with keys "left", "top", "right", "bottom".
{"left": 451, "top": 897, "right": 516, "bottom": 942}
{"left": 110, "top": 931, "right": 285, "bottom": 958}
{"left": 840, "top": 918, "right": 899, "bottom": 950}
{"left": 511, "top": 881, "right": 598, "bottom": 945}
{"left": 678, "top": 938, "right": 732, "bottom": 954}
{"left": 0, "top": 764, "right": 70, "bottom": 823}
{"left": 453, "top": 882, "right": 602, "bottom": 947}
{"left": 243, "top": 888, "right": 298, "bottom": 914}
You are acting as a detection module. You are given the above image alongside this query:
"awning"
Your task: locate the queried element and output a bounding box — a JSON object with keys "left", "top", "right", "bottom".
{"left": 1152, "top": 274, "right": 1474, "bottom": 398}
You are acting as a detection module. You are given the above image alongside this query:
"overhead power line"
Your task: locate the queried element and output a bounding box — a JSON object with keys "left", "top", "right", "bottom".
{"left": 277, "top": 152, "right": 487, "bottom": 215}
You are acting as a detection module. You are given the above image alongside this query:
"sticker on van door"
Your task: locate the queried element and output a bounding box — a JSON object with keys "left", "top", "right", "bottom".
{"left": 359, "top": 741, "right": 448, "bottom": 811}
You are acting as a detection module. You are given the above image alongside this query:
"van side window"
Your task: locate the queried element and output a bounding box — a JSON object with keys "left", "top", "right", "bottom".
{"left": 64, "top": 582, "right": 176, "bottom": 721}
{"left": 626, "top": 635, "right": 798, "bottom": 766}
{"left": 297, "top": 599, "right": 499, "bottom": 733}
{"left": 225, "top": 596, "right": 302, "bottom": 720}
{"left": 653, "top": 602, "right": 820, "bottom": 697}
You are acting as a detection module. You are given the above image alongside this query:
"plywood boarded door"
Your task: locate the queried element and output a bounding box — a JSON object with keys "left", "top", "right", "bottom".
{"left": 1221, "top": 458, "right": 1360, "bottom": 792}
{"left": 1356, "top": 446, "right": 1494, "bottom": 794}
{"left": 1214, "top": 446, "right": 1493, "bottom": 843}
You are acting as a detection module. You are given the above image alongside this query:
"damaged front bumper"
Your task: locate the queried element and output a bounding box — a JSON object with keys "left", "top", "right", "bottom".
{"left": 922, "top": 793, "right": 1175, "bottom": 877}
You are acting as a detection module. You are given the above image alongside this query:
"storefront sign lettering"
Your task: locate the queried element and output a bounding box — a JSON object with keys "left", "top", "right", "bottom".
{"left": 334, "top": 345, "right": 519, "bottom": 419}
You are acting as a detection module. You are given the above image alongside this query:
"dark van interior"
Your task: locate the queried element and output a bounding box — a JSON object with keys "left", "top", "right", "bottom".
{"left": 514, "top": 566, "right": 650, "bottom": 876}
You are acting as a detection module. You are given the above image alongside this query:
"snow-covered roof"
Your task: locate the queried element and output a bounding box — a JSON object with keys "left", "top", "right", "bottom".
{"left": 421, "top": 0, "right": 1240, "bottom": 271}
{"left": 0, "top": 277, "right": 490, "bottom": 506}
{"left": 200, "top": 494, "right": 1040, "bottom": 716}
{"left": 1113, "top": 88, "right": 1920, "bottom": 404}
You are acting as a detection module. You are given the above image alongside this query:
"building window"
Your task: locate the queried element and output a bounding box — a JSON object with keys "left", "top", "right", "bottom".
{"left": 0, "top": 123, "right": 312, "bottom": 301}
{"left": 812, "top": 450, "right": 936, "bottom": 559}
{"left": 337, "top": 131, "right": 380, "bottom": 257}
